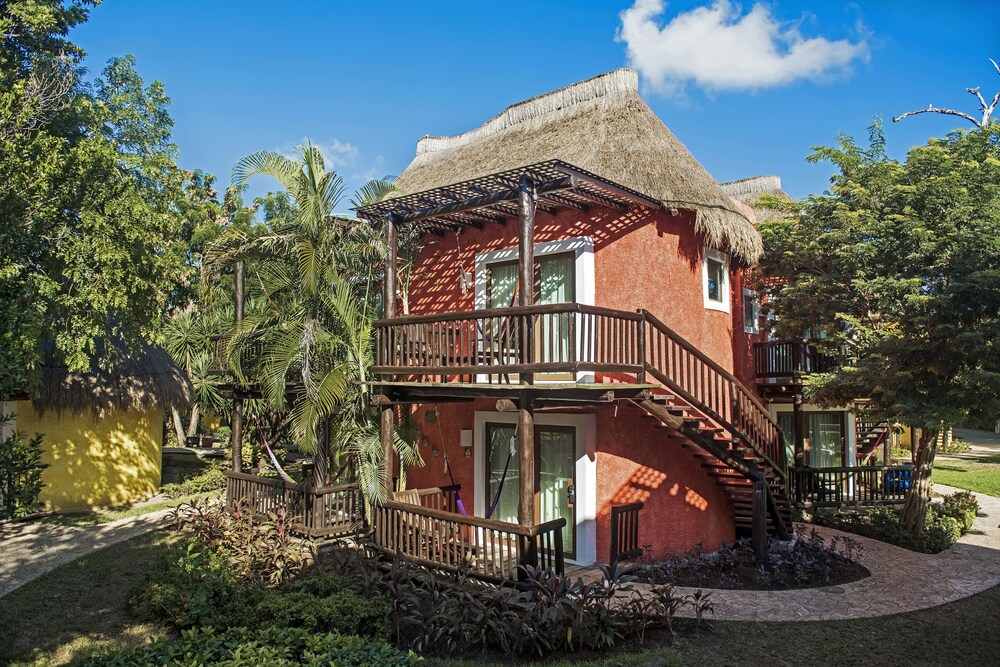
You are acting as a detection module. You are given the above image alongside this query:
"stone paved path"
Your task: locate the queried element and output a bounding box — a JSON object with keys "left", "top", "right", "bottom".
{"left": 575, "top": 484, "right": 1000, "bottom": 621}
{"left": 0, "top": 509, "right": 173, "bottom": 599}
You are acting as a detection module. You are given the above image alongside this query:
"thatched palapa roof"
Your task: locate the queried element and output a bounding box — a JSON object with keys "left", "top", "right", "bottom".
{"left": 34, "top": 342, "right": 193, "bottom": 417}
{"left": 391, "top": 69, "right": 763, "bottom": 262}
{"left": 719, "top": 175, "right": 792, "bottom": 225}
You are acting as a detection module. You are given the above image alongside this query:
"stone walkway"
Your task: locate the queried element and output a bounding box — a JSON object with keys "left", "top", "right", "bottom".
{"left": 589, "top": 484, "right": 1000, "bottom": 621}
{"left": 0, "top": 508, "right": 173, "bottom": 599}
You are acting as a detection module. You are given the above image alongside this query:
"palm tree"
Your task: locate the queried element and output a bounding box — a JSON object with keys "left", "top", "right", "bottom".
{"left": 206, "top": 142, "right": 420, "bottom": 504}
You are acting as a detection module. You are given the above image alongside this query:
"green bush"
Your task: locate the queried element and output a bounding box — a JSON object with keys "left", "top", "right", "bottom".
{"left": 0, "top": 414, "right": 45, "bottom": 519}
{"left": 76, "top": 625, "right": 418, "bottom": 666}
{"left": 160, "top": 463, "right": 227, "bottom": 498}
{"left": 813, "top": 494, "right": 974, "bottom": 555}
{"left": 940, "top": 438, "right": 972, "bottom": 455}
{"left": 938, "top": 490, "right": 980, "bottom": 532}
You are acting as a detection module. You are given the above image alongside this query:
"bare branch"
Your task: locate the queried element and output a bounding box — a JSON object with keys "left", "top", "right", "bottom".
{"left": 892, "top": 106, "right": 983, "bottom": 128}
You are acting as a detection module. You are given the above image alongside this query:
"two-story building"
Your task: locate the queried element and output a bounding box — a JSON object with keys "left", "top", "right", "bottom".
{"left": 359, "top": 69, "right": 790, "bottom": 576}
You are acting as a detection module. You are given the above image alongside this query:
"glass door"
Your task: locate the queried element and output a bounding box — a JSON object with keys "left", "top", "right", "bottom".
{"left": 536, "top": 253, "right": 575, "bottom": 375}
{"left": 538, "top": 426, "right": 576, "bottom": 558}
{"left": 484, "top": 423, "right": 577, "bottom": 559}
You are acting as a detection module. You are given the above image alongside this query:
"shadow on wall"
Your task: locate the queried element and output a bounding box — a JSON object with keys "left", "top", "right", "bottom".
{"left": 17, "top": 402, "right": 162, "bottom": 512}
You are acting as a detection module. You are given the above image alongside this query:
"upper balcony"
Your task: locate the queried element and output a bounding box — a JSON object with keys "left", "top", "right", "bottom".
{"left": 752, "top": 340, "right": 845, "bottom": 395}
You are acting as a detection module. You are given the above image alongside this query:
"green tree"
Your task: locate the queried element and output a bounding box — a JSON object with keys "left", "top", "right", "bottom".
{"left": 207, "top": 144, "right": 420, "bottom": 502}
{"left": 756, "top": 120, "right": 1000, "bottom": 532}
{"left": 1, "top": 1, "right": 194, "bottom": 396}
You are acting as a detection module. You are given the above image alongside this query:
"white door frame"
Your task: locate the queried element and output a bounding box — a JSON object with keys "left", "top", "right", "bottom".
{"left": 473, "top": 410, "right": 597, "bottom": 565}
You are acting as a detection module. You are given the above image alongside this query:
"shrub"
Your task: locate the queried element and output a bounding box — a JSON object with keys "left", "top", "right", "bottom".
{"left": 635, "top": 527, "right": 867, "bottom": 590}
{"left": 938, "top": 490, "right": 980, "bottom": 532}
{"left": 813, "top": 493, "right": 977, "bottom": 554}
{"left": 160, "top": 462, "right": 227, "bottom": 498}
{"left": 940, "top": 438, "right": 972, "bottom": 455}
{"left": 76, "top": 625, "right": 418, "bottom": 666}
{"left": 320, "top": 543, "right": 707, "bottom": 659}
{"left": 0, "top": 414, "right": 45, "bottom": 519}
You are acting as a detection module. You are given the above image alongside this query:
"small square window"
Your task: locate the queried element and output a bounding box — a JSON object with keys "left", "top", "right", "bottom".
{"left": 703, "top": 247, "right": 730, "bottom": 312}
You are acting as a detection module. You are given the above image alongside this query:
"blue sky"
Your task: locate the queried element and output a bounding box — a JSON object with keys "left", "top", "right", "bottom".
{"left": 75, "top": 1, "right": 999, "bottom": 212}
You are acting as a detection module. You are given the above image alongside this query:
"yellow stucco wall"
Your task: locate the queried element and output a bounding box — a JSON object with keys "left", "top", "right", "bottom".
{"left": 16, "top": 402, "right": 163, "bottom": 512}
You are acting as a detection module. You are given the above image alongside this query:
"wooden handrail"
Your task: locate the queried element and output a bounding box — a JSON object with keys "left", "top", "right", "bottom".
{"left": 373, "top": 302, "right": 643, "bottom": 326}
{"left": 791, "top": 464, "right": 914, "bottom": 474}
{"left": 380, "top": 498, "right": 565, "bottom": 537}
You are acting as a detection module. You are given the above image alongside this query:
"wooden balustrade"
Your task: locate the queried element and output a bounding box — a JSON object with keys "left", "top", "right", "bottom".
{"left": 753, "top": 340, "right": 842, "bottom": 379}
{"left": 609, "top": 502, "right": 643, "bottom": 565}
{"left": 642, "top": 311, "right": 786, "bottom": 478}
{"left": 792, "top": 465, "right": 914, "bottom": 507}
{"left": 372, "top": 498, "right": 565, "bottom": 584}
{"left": 373, "top": 303, "right": 644, "bottom": 382}
{"left": 225, "top": 471, "right": 361, "bottom": 537}
{"left": 414, "top": 484, "right": 462, "bottom": 513}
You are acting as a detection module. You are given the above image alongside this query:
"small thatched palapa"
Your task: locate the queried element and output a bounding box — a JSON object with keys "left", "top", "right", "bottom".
{"left": 720, "top": 175, "right": 793, "bottom": 225}
{"left": 392, "top": 68, "right": 763, "bottom": 262}
{"left": 34, "top": 343, "right": 193, "bottom": 417}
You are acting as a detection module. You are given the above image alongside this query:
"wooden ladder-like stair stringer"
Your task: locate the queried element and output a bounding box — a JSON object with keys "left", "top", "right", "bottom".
{"left": 629, "top": 396, "right": 792, "bottom": 538}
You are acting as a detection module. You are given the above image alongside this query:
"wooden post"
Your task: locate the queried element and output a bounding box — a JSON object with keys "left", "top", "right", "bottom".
{"left": 752, "top": 479, "right": 767, "bottom": 565}
{"left": 231, "top": 260, "right": 245, "bottom": 474}
{"left": 792, "top": 392, "right": 805, "bottom": 467}
{"left": 517, "top": 393, "right": 536, "bottom": 527}
{"left": 384, "top": 213, "right": 399, "bottom": 319}
{"left": 380, "top": 405, "right": 396, "bottom": 497}
{"left": 518, "top": 176, "right": 535, "bottom": 385}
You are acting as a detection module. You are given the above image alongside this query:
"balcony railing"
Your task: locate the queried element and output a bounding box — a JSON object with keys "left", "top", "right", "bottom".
{"left": 373, "top": 303, "right": 645, "bottom": 382}
{"left": 753, "top": 340, "right": 843, "bottom": 380}
{"left": 371, "top": 499, "right": 565, "bottom": 583}
{"left": 792, "top": 465, "right": 914, "bottom": 507}
{"left": 224, "top": 470, "right": 362, "bottom": 538}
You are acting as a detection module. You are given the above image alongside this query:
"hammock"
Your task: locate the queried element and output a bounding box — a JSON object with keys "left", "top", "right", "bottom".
{"left": 437, "top": 406, "right": 516, "bottom": 520}
{"left": 252, "top": 413, "right": 296, "bottom": 484}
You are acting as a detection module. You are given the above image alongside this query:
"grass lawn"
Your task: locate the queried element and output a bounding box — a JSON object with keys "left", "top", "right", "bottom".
{"left": 2, "top": 530, "right": 999, "bottom": 666}
{"left": 933, "top": 454, "right": 1000, "bottom": 496}
{"left": 40, "top": 490, "right": 220, "bottom": 527}
{"left": 0, "top": 531, "right": 185, "bottom": 666}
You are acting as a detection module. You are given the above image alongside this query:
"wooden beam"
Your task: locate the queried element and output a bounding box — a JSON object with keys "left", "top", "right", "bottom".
{"left": 518, "top": 394, "right": 536, "bottom": 526}
{"left": 496, "top": 398, "right": 518, "bottom": 412}
{"left": 384, "top": 214, "right": 399, "bottom": 318}
{"left": 518, "top": 175, "right": 536, "bottom": 386}
{"left": 380, "top": 406, "right": 396, "bottom": 497}
{"left": 553, "top": 163, "right": 663, "bottom": 210}
{"left": 231, "top": 260, "right": 245, "bottom": 474}
{"left": 570, "top": 188, "right": 630, "bottom": 212}
{"left": 752, "top": 479, "right": 767, "bottom": 565}
{"left": 540, "top": 193, "right": 590, "bottom": 211}
{"left": 397, "top": 176, "right": 576, "bottom": 224}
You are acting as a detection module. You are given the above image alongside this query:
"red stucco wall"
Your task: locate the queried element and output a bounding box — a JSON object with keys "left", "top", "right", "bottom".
{"left": 398, "top": 203, "right": 741, "bottom": 561}
{"left": 406, "top": 204, "right": 736, "bottom": 371}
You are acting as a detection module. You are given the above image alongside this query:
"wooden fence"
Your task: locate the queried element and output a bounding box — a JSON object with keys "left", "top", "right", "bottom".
{"left": 792, "top": 465, "right": 915, "bottom": 507}
{"left": 224, "top": 470, "right": 361, "bottom": 537}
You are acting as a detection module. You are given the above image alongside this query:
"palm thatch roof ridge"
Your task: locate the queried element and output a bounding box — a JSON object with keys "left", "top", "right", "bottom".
{"left": 34, "top": 343, "right": 193, "bottom": 417}
{"left": 392, "top": 68, "right": 763, "bottom": 262}
{"left": 719, "top": 175, "right": 792, "bottom": 224}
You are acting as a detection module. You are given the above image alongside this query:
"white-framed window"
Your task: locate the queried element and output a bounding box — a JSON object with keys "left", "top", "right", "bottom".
{"left": 703, "top": 247, "right": 730, "bottom": 312}
{"left": 742, "top": 288, "right": 760, "bottom": 334}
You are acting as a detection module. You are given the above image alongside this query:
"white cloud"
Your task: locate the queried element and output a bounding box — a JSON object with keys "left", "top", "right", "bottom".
{"left": 618, "top": 0, "right": 869, "bottom": 97}
{"left": 278, "top": 138, "right": 360, "bottom": 171}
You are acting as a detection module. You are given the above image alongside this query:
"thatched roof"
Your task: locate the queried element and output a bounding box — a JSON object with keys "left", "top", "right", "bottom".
{"left": 719, "top": 175, "right": 792, "bottom": 225}
{"left": 33, "top": 343, "right": 193, "bottom": 416}
{"left": 391, "top": 69, "right": 762, "bottom": 262}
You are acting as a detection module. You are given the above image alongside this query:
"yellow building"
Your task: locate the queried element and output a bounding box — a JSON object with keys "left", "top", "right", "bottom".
{"left": 4, "top": 345, "right": 192, "bottom": 512}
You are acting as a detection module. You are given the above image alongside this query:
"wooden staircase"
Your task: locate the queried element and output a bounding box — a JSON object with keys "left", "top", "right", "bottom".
{"left": 631, "top": 312, "right": 792, "bottom": 540}
{"left": 855, "top": 409, "right": 892, "bottom": 462}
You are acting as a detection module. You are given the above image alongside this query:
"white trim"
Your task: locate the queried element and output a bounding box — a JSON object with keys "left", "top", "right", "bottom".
{"left": 703, "top": 247, "right": 730, "bottom": 313}
{"left": 742, "top": 288, "right": 760, "bottom": 334}
{"left": 473, "top": 410, "right": 597, "bottom": 566}
{"left": 474, "top": 236, "right": 595, "bottom": 383}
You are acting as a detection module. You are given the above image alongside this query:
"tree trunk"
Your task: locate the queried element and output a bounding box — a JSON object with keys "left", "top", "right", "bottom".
{"left": 900, "top": 427, "right": 939, "bottom": 533}
{"left": 186, "top": 404, "right": 200, "bottom": 438}
{"left": 171, "top": 406, "right": 186, "bottom": 447}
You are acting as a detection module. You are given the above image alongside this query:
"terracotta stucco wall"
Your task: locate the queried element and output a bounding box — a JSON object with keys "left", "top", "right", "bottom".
{"left": 407, "top": 204, "right": 737, "bottom": 371}
{"left": 16, "top": 402, "right": 163, "bottom": 512}
{"left": 402, "top": 400, "right": 735, "bottom": 563}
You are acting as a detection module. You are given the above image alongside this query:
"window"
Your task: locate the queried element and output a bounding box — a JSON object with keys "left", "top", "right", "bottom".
{"left": 742, "top": 289, "right": 760, "bottom": 334}
{"left": 703, "top": 247, "right": 730, "bottom": 312}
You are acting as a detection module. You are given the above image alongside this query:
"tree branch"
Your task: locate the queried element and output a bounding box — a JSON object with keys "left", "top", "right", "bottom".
{"left": 892, "top": 106, "right": 983, "bottom": 128}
